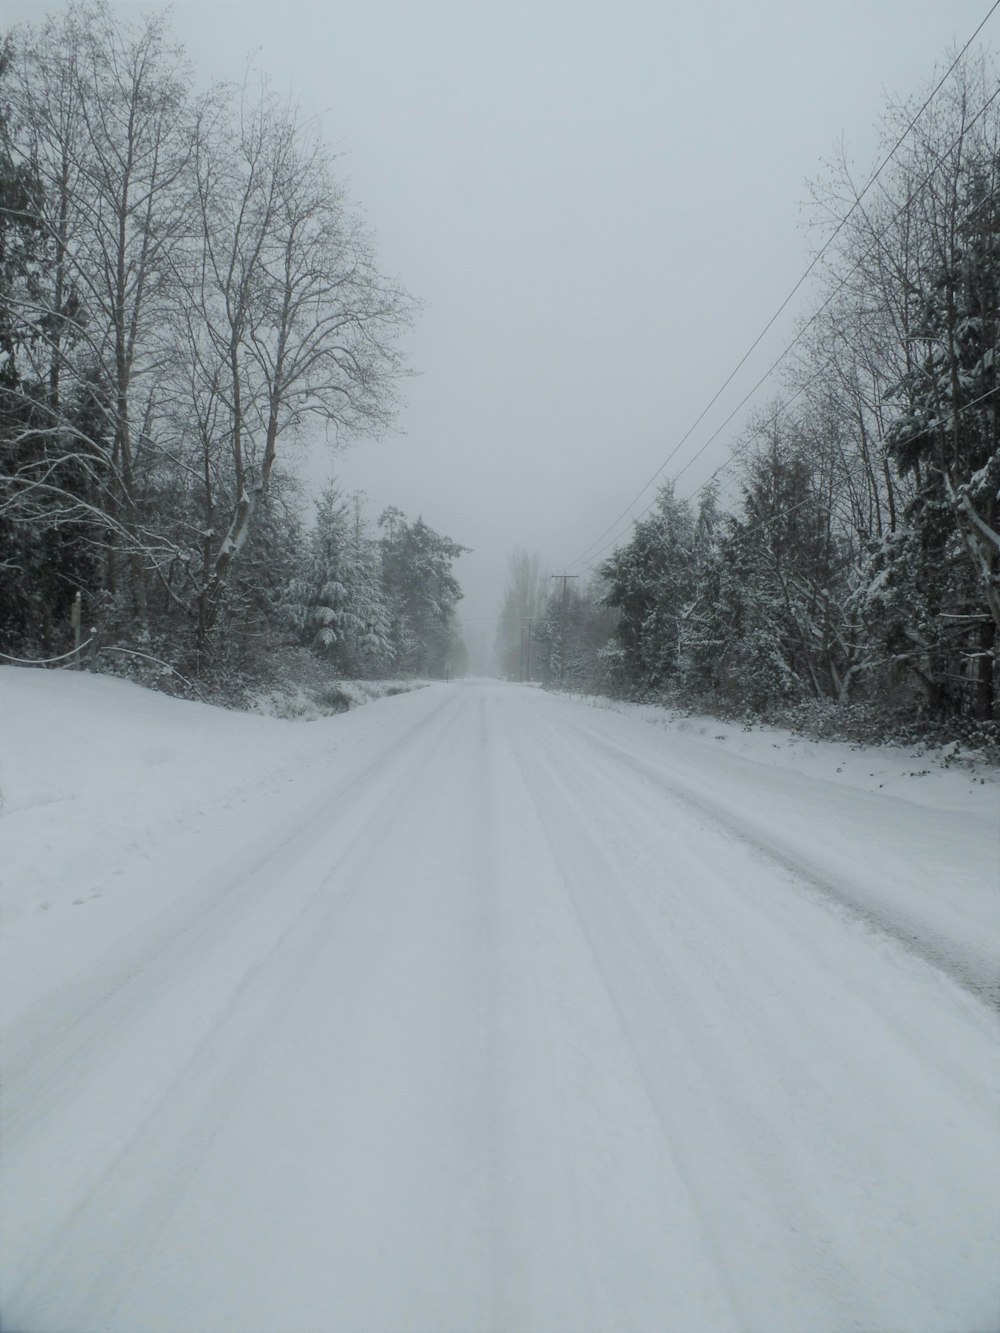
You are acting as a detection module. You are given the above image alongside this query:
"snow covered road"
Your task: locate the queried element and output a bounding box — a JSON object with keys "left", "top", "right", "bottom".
{"left": 1, "top": 675, "right": 998, "bottom": 1331}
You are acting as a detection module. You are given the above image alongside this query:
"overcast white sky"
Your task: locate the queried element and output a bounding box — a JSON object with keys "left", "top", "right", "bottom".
{"left": 4, "top": 0, "right": 998, "bottom": 650}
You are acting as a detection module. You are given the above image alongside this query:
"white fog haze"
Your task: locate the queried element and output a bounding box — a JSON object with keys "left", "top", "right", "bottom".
{"left": 3, "top": 0, "right": 989, "bottom": 639}
{"left": 2, "top": 4, "right": 999, "bottom": 1329}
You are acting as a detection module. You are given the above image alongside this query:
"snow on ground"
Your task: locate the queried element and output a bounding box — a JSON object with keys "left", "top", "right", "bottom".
{"left": 0, "top": 668, "right": 425, "bottom": 1020}
{"left": 582, "top": 692, "right": 1000, "bottom": 811}
{"left": 565, "top": 691, "right": 1000, "bottom": 1006}
{"left": 1, "top": 668, "right": 998, "bottom": 1332}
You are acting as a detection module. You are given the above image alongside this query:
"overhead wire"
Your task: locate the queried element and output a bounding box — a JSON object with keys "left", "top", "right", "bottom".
{"left": 575, "top": 358, "right": 833, "bottom": 571}
{"left": 563, "top": 1, "right": 1000, "bottom": 573}
{"left": 569, "top": 79, "right": 1000, "bottom": 573}
{"left": 595, "top": 383, "right": 1000, "bottom": 572}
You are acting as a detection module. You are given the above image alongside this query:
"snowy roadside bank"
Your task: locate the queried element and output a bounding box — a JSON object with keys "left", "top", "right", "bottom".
{"left": 534, "top": 686, "right": 1000, "bottom": 1006}
{"left": 564, "top": 689, "right": 1000, "bottom": 812}
{"left": 0, "top": 667, "right": 441, "bottom": 1023}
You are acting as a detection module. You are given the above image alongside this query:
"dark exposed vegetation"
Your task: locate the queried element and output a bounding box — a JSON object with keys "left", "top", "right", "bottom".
{"left": 0, "top": 3, "right": 467, "bottom": 700}
{"left": 522, "top": 52, "right": 999, "bottom": 755}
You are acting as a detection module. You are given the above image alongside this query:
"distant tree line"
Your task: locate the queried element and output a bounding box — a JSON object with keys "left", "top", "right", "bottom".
{"left": 493, "top": 551, "right": 617, "bottom": 688}
{"left": 0, "top": 2, "right": 467, "bottom": 690}
{"left": 519, "top": 53, "right": 999, "bottom": 740}
{"left": 494, "top": 548, "right": 548, "bottom": 680}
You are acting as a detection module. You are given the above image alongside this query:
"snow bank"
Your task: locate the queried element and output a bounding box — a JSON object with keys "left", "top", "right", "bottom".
{"left": 577, "top": 693, "right": 1000, "bottom": 815}
{"left": 551, "top": 690, "right": 1000, "bottom": 1005}
{"left": 0, "top": 666, "right": 433, "bottom": 1020}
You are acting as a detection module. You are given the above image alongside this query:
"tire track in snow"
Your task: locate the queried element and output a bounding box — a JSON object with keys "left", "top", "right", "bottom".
{"left": 1, "top": 687, "right": 459, "bottom": 1149}
{"left": 504, "top": 693, "right": 1000, "bottom": 1332}
{"left": 3, "top": 683, "right": 997, "bottom": 1332}
{"left": 528, "top": 702, "right": 995, "bottom": 1111}
{"left": 504, "top": 719, "right": 759, "bottom": 1329}
{"left": 496, "top": 704, "right": 746, "bottom": 1329}
{"left": 473, "top": 691, "right": 612, "bottom": 1330}
{"left": 570, "top": 713, "right": 999, "bottom": 1008}
{"left": 1, "top": 693, "right": 473, "bottom": 1329}
{"left": 510, "top": 730, "right": 864, "bottom": 1328}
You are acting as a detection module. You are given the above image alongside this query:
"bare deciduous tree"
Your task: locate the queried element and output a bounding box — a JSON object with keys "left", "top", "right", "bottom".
{"left": 2, "top": 3, "right": 413, "bottom": 667}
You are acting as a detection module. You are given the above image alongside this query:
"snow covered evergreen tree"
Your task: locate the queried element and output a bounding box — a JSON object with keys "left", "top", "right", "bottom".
{"left": 878, "top": 169, "right": 999, "bottom": 718}
{"left": 379, "top": 508, "right": 468, "bottom": 677}
{"left": 600, "top": 484, "right": 695, "bottom": 691}
{"left": 287, "top": 487, "right": 393, "bottom": 675}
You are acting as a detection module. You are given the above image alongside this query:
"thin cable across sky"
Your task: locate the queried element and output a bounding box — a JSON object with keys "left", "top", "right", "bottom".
{"left": 563, "top": 1, "right": 1000, "bottom": 575}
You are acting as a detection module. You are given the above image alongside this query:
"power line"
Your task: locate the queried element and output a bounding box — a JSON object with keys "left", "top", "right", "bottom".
{"left": 564, "top": 2, "right": 1000, "bottom": 572}
{"left": 570, "top": 81, "right": 1000, "bottom": 574}
{"left": 583, "top": 384, "right": 998, "bottom": 576}
{"left": 712, "top": 384, "right": 1000, "bottom": 552}
{"left": 570, "top": 361, "right": 835, "bottom": 570}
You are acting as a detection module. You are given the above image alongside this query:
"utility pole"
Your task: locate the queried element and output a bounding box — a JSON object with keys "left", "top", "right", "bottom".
{"left": 551, "top": 574, "right": 579, "bottom": 684}
{"left": 520, "top": 617, "right": 535, "bottom": 682}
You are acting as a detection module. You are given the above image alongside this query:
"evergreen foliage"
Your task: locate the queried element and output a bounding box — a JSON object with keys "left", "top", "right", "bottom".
{"left": 378, "top": 509, "right": 469, "bottom": 677}
{"left": 562, "top": 51, "right": 999, "bottom": 739}
{"left": 0, "top": 3, "right": 470, "bottom": 695}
